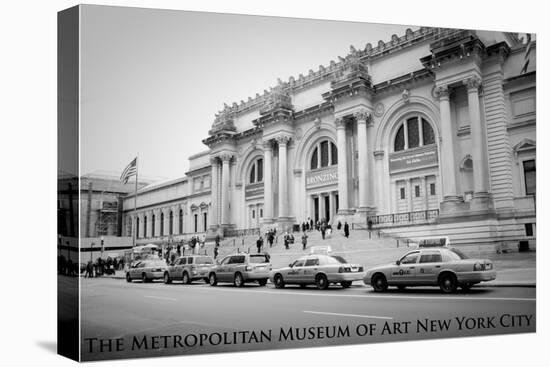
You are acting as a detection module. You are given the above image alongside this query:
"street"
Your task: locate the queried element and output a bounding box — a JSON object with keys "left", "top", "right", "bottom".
{"left": 80, "top": 277, "right": 535, "bottom": 361}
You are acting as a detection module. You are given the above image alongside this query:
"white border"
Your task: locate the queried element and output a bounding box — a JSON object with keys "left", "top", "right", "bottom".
{"left": 1, "top": 1, "right": 546, "bottom": 366}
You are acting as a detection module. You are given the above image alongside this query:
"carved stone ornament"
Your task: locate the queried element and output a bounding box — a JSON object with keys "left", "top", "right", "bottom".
{"left": 374, "top": 103, "right": 385, "bottom": 117}
{"left": 313, "top": 117, "right": 321, "bottom": 130}
{"left": 402, "top": 89, "right": 410, "bottom": 104}
{"left": 295, "top": 127, "right": 303, "bottom": 141}
{"left": 262, "top": 140, "right": 273, "bottom": 150}
{"left": 463, "top": 76, "right": 482, "bottom": 92}
{"left": 209, "top": 156, "right": 219, "bottom": 166}
{"left": 434, "top": 85, "right": 450, "bottom": 99}
{"left": 334, "top": 117, "right": 347, "bottom": 128}
{"left": 219, "top": 153, "right": 233, "bottom": 163}
{"left": 353, "top": 110, "right": 371, "bottom": 123}
{"left": 275, "top": 135, "right": 291, "bottom": 145}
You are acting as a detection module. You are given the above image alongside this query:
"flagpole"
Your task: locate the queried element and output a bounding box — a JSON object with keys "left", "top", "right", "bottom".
{"left": 133, "top": 154, "right": 139, "bottom": 247}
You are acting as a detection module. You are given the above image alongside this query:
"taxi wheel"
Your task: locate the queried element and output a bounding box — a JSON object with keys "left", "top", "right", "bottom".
{"left": 439, "top": 273, "right": 458, "bottom": 293}
{"left": 182, "top": 272, "right": 191, "bottom": 285}
{"left": 371, "top": 273, "right": 388, "bottom": 292}
{"left": 234, "top": 272, "right": 244, "bottom": 287}
{"left": 274, "top": 274, "right": 285, "bottom": 289}
{"left": 209, "top": 273, "right": 217, "bottom": 286}
{"left": 461, "top": 283, "right": 473, "bottom": 291}
{"left": 203, "top": 277, "right": 209, "bottom": 284}
{"left": 258, "top": 279, "right": 267, "bottom": 286}
{"left": 163, "top": 272, "right": 171, "bottom": 284}
{"left": 126, "top": 273, "right": 132, "bottom": 283}
{"left": 341, "top": 281, "right": 352, "bottom": 288}
{"left": 316, "top": 274, "right": 329, "bottom": 290}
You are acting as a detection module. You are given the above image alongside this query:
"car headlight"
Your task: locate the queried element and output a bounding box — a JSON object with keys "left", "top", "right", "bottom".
{"left": 473, "top": 263, "right": 486, "bottom": 271}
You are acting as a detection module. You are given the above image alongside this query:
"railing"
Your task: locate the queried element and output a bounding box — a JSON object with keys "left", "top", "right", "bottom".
{"left": 368, "top": 209, "right": 439, "bottom": 226}
{"left": 224, "top": 228, "right": 260, "bottom": 238}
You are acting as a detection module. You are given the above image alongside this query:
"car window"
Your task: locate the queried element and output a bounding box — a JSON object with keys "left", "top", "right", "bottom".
{"left": 220, "top": 256, "right": 231, "bottom": 265}
{"left": 330, "top": 256, "right": 347, "bottom": 264}
{"left": 249, "top": 255, "right": 269, "bottom": 264}
{"left": 304, "top": 258, "right": 319, "bottom": 266}
{"left": 229, "top": 256, "right": 245, "bottom": 264}
{"left": 400, "top": 252, "right": 419, "bottom": 264}
{"left": 179, "top": 258, "right": 187, "bottom": 265}
{"left": 292, "top": 260, "right": 305, "bottom": 267}
{"left": 419, "top": 253, "right": 443, "bottom": 263}
{"left": 197, "top": 257, "right": 213, "bottom": 264}
{"left": 188, "top": 257, "right": 194, "bottom": 265}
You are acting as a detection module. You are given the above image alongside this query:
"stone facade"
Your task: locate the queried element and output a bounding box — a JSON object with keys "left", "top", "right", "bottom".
{"left": 119, "top": 27, "right": 536, "bottom": 247}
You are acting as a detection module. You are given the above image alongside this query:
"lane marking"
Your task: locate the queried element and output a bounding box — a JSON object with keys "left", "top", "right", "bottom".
{"left": 185, "top": 287, "right": 535, "bottom": 302}
{"left": 304, "top": 310, "right": 393, "bottom": 320}
{"left": 144, "top": 295, "right": 177, "bottom": 301}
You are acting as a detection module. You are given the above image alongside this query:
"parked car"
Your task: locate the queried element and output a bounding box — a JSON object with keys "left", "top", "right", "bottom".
{"left": 164, "top": 255, "right": 215, "bottom": 284}
{"left": 126, "top": 259, "right": 168, "bottom": 283}
{"left": 208, "top": 253, "right": 271, "bottom": 287}
{"left": 270, "top": 254, "right": 364, "bottom": 290}
{"left": 364, "top": 247, "right": 496, "bottom": 293}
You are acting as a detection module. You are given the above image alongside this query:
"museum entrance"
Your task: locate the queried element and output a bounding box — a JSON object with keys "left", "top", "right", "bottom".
{"left": 311, "top": 191, "right": 338, "bottom": 224}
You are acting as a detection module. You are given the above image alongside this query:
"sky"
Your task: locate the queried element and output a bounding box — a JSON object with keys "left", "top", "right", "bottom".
{"left": 80, "top": 5, "right": 414, "bottom": 180}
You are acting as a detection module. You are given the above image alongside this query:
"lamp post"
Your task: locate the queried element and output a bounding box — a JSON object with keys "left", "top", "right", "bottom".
{"left": 100, "top": 236, "right": 104, "bottom": 259}
{"left": 90, "top": 242, "right": 95, "bottom": 262}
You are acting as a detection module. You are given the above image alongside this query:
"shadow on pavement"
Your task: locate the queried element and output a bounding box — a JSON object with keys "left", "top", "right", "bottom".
{"left": 36, "top": 340, "right": 57, "bottom": 354}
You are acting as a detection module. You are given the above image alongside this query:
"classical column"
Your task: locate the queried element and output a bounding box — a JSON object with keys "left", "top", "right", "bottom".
{"left": 422, "top": 176, "right": 429, "bottom": 211}
{"left": 220, "top": 154, "right": 232, "bottom": 225}
{"left": 263, "top": 140, "right": 273, "bottom": 222}
{"left": 209, "top": 157, "right": 219, "bottom": 228}
{"left": 163, "top": 208, "right": 170, "bottom": 237}
{"left": 408, "top": 179, "right": 413, "bottom": 212}
{"left": 436, "top": 85, "right": 460, "bottom": 201}
{"left": 464, "top": 76, "right": 489, "bottom": 196}
{"left": 276, "top": 135, "right": 290, "bottom": 218}
{"left": 335, "top": 117, "right": 350, "bottom": 214}
{"left": 354, "top": 110, "right": 370, "bottom": 211}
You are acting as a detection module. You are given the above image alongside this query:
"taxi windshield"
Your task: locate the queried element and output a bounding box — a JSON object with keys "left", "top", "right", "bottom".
{"left": 330, "top": 256, "right": 348, "bottom": 264}
{"left": 449, "top": 248, "right": 469, "bottom": 260}
{"left": 249, "top": 255, "right": 269, "bottom": 263}
{"left": 148, "top": 260, "right": 167, "bottom": 267}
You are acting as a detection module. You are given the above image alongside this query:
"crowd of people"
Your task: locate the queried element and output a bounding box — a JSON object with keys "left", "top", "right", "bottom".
{"left": 83, "top": 256, "right": 125, "bottom": 278}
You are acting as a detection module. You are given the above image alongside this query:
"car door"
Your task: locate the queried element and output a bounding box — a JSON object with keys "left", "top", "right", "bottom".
{"left": 389, "top": 251, "right": 419, "bottom": 284}
{"left": 303, "top": 257, "right": 320, "bottom": 284}
{"left": 172, "top": 257, "right": 186, "bottom": 280}
{"left": 130, "top": 261, "right": 142, "bottom": 279}
{"left": 416, "top": 251, "right": 443, "bottom": 285}
{"left": 228, "top": 255, "right": 246, "bottom": 280}
{"left": 287, "top": 259, "right": 305, "bottom": 284}
{"left": 217, "top": 256, "right": 232, "bottom": 282}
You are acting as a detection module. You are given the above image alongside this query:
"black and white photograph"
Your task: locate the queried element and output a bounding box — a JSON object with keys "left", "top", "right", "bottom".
{"left": 55, "top": 4, "right": 539, "bottom": 362}
{"left": 4, "top": 1, "right": 547, "bottom": 366}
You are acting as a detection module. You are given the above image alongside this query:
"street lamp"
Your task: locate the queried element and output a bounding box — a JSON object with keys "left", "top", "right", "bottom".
{"left": 100, "top": 236, "right": 104, "bottom": 259}
{"left": 90, "top": 242, "right": 95, "bottom": 262}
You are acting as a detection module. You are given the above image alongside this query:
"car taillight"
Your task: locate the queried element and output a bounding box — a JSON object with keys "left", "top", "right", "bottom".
{"left": 245, "top": 265, "right": 252, "bottom": 271}
{"left": 485, "top": 262, "right": 493, "bottom": 270}
{"left": 473, "top": 263, "right": 486, "bottom": 271}
{"left": 358, "top": 266, "right": 364, "bottom": 272}
{"left": 338, "top": 266, "right": 344, "bottom": 273}
{"left": 154, "top": 268, "right": 162, "bottom": 272}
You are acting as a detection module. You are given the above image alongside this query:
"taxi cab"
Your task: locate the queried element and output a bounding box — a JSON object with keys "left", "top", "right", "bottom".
{"left": 208, "top": 253, "right": 271, "bottom": 287}
{"left": 126, "top": 259, "right": 167, "bottom": 283}
{"left": 364, "top": 247, "right": 496, "bottom": 293}
{"left": 270, "top": 254, "right": 364, "bottom": 289}
{"left": 163, "top": 255, "right": 215, "bottom": 284}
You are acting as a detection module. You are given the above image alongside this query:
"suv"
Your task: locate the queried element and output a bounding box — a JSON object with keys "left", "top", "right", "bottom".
{"left": 164, "top": 255, "right": 215, "bottom": 284}
{"left": 208, "top": 253, "right": 271, "bottom": 287}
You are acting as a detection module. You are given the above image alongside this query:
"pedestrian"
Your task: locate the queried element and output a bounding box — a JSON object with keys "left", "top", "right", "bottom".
{"left": 301, "top": 222, "right": 306, "bottom": 233}
{"left": 344, "top": 221, "right": 350, "bottom": 238}
{"left": 268, "top": 231, "right": 274, "bottom": 247}
{"left": 284, "top": 233, "right": 289, "bottom": 250}
{"left": 85, "top": 260, "right": 93, "bottom": 278}
{"left": 309, "top": 218, "right": 314, "bottom": 231}
{"left": 301, "top": 233, "right": 308, "bottom": 250}
{"left": 256, "top": 236, "right": 263, "bottom": 253}
{"left": 213, "top": 245, "right": 219, "bottom": 259}
{"left": 321, "top": 222, "right": 326, "bottom": 240}
{"left": 337, "top": 220, "right": 342, "bottom": 230}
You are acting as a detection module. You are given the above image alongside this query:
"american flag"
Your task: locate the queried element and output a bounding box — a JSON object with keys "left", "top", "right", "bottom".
{"left": 120, "top": 157, "right": 137, "bottom": 184}
{"left": 520, "top": 33, "right": 533, "bottom": 74}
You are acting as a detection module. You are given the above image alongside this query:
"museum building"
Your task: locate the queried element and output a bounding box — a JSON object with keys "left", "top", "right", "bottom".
{"left": 123, "top": 27, "right": 536, "bottom": 247}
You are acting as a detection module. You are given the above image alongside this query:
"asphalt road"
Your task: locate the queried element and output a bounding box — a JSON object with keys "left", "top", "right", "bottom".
{"left": 80, "top": 277, "right": 536, "bottom": 361}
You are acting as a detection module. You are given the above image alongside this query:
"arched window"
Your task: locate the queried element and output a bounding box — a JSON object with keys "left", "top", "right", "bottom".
{"left": 310, "top": 140, "right": 338, "bottom": 170}
{"left": 136, "top": 217, "right": 140, "bottom": 238}
{"left": 248, "top": 158, "right": 264, "bottom": 184}
{"left": 151, "top": 214, "right": 155, "bottom": 237}
{"left": 143, "top": 216, "right": 147, "bottom": 238}
{"left": 169, "top": 211, "right": 173, "bottom": 235}
{"left": 394, "top": 116, "right": 435, "bottom": 152}
{"left": 179, "top": 209, "right": 183, "bottom": 234}
{"left": 160, "top": 212, "right": 164, "bottom": 236}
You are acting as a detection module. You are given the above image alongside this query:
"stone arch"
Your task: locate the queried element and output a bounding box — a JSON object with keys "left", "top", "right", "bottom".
{"left": 293, "top": 123, "right": 337, "bottom": 171}
{"left": 235, "top": 144, "right": 264, "bottom": 184}
{"left": 375, "top": 96, "right": 441, "bottom": 152}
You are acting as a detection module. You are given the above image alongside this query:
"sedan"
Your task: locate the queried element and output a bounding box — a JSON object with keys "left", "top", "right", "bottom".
{"left": 270, "top": 254, "right": 364, "bottom": 290}
{"left": 126, "top": 259, "right": 168, "bottom": 283}
{"left": 364, "top": 247, "right": 496, "bottom": 293}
